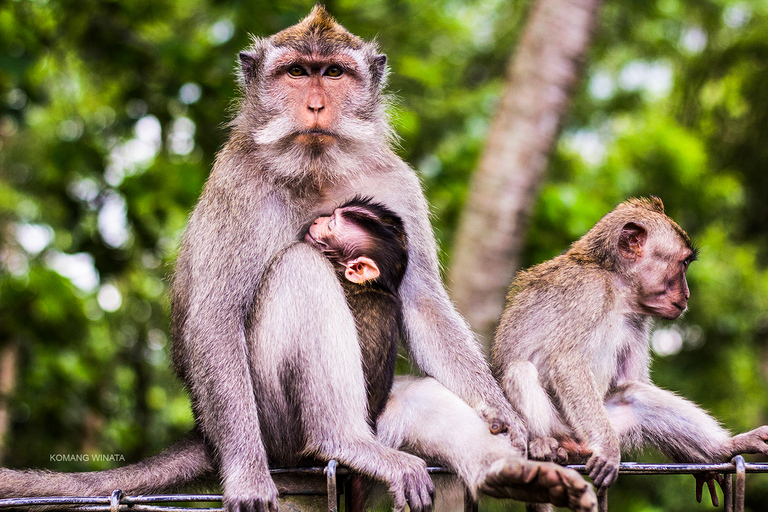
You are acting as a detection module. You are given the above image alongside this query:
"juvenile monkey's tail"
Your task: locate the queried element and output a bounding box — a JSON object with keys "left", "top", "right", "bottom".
{"left": 0, "top": 428, "right": 215, "bottom": 498}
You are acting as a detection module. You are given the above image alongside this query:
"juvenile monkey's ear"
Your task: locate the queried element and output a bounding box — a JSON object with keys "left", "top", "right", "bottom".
{"left": 239, "top": 51, "right": 260, "bottom": 84}
{"left": 344, "top": 257, "right": 380, "bottom": 284}
{"left": 618, "top": 222, "right": 647, "bottom": 260}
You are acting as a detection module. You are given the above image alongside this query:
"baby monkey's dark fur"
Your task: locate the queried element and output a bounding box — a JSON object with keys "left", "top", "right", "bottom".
{"left": 307, "top": 197, "right": 408, "bottom": 426}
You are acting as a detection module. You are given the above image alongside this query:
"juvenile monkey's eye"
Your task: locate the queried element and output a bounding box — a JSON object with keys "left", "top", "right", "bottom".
{"left": 325, "top": 66, "right": 343, "bottom": 77}
{"left": 288, "top": 66, "right": 306, "bottom": 77}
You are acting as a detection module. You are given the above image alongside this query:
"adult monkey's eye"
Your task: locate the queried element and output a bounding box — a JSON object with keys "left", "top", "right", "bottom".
{"left": 325, "top": 66, "right": 343, "bottom": 77}
{"left": 288, "top": 66, "right": 305, "bottom": 77}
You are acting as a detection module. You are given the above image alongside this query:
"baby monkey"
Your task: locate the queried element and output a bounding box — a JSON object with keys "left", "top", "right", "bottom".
{"left": 305, "top": 196, "right": 407, "bottom": 426}
{"left": 306, "top": 199, "right": 598, "bottom": 512}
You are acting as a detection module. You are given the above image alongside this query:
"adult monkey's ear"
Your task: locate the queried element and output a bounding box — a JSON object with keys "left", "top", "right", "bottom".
{"left": 344, "top": 257, "right": 380, "bottom": 284}
{"left": 239, "top": 50, "right": 260, "bottom": 86}
{"left": 370, "top": 54, "right": 388, "bottom": 87}
{"left": 618, "top": 222, "right": 647, "bottom": 260}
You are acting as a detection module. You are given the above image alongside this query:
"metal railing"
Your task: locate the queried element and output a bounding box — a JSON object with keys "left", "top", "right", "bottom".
{"left": 1, "top": 457, "right": 767, "bottom": 511}
{"left": 566, "top": 456, "right": 768, "bottom": 512}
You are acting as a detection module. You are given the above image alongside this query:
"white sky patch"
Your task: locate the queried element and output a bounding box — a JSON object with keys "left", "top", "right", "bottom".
{"left": 618, "top": 61, "right": 673, "bottom": 99}
{"left": 3, "top": 248, "right": 29, "bottom": 277}
{"left": 651, "top": 326, "right": 684, "bottom": 356}
{"left": 589, "top": 70, "right": 615, "bottom": 100}
{"left": 209, "top": 19, "right": 235, "bottom": 45}
{"left": 67, "top": 177, "right": 100, "bottom": 206}
{"left": 680, "top": 27, "right": 707, "bottom": 54}
{"left": 98, "top": 191, "right": 131, "bottom": 249}
{"left": 168, "top": 116, "right": 196, "bottom": 156}
{"left": 418, "top": 154, "right": 442, "bottom": 178}
{"left": 563, "top": 129, "right": 607, "bottom": 166}
{"left": 105, "top": 115, "right": 162, "bottom": 186}
{"left": 15, "top": 223, "right": 54, "bottom": 255}
{"left": 97, "top": 283, "right": 122, "bottom": 312}
{"left": 179, "top": 83, "right": 202, "bottom": 105}
{"left": 447, "top": 0, "right": 503, "bottom": 50}
{"left": 724, "top": 3, "right": 751, "bottom": 29}
{"left": 148, "top": 329, "right": 167, "bottom": 350}
{"left": 45, "top": 251, "right": 100, "bottom": 292}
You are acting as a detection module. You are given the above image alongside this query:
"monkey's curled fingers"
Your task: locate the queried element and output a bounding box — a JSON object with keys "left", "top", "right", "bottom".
{"left": 479, "top": 457, "right": 596, "bottom": 512}
{"left": 222, "top": 474, "right": 279, "bottom": 512}
{"left": 585, "top": 447, "right": 620, "bottom": 490}
{"left": 388, "top": 453, "right": 434, "bottom": 512}
{"left": 529, "top": 437, "right": 568, "bottom": 463}
{"left": 694, "top": 472, "right": 723, "bottom": 507}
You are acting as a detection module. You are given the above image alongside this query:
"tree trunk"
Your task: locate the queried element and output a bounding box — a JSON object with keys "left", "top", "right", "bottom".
{"left": 0, "top": 339, "right": 19, "bottom": 464}
{"left": 449, "top": 0, "right": 602, "bottom": 348}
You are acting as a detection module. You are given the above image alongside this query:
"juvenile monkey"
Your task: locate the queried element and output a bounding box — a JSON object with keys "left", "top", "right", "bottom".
{"left": 304, "top": 196, "right": 408, "bottom": 425}
{"left": 492, "top": 197, "right": 768, "bottom": 502}
{"left": 0, "top": 7, "right": 597, "bottom": 512}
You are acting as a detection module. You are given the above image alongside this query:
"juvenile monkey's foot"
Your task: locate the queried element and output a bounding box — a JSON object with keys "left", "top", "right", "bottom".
{"left": 478, "top": 457, "right": 597, "bottom": 512}
{"left": 694, "top": 472, "right": 724, "bottom": 507}
{"left": 530, "top": 437, "right": 568, "bottom": 463}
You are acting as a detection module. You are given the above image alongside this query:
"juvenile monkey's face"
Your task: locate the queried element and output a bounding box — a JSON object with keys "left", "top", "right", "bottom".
{"left": 635, "top": 238, "right": 694, "bottom": 319}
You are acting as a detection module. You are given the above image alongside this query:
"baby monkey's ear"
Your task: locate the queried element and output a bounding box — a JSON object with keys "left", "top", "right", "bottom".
{"left": 344, "top": 257, "right": 380, "bottom": 283}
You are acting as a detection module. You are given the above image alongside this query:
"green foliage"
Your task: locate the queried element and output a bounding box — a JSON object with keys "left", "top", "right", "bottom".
{"left": 1, "top": 0, "right": 767, "bottom": 509}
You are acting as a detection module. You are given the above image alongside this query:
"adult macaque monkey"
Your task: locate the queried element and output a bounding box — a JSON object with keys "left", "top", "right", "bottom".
{"left": 492, "top": 197, "right": 768, "bottom": 505}
{"left": 0, "top": 6, "right": 597, "bottom": 512}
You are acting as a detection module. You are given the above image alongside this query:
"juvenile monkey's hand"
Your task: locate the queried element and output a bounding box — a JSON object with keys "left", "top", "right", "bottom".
{"left": 386, "top": 452, "right": 434, "bottom": 512}
{"left": 585, "top": 445, "right": 620, "bottom": 490}
{"left": 530, "top": 437, "right": 568, "bottom": 464}
{"left": 222, "top": 471, "right": 279, "bottom": 512}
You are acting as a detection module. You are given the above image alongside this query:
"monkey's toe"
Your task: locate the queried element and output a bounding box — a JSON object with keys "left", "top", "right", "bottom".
{"left": 478, "top": 457, "right": 596, "bottom": 512}
{"left": 529, "top": 437, "right": 561, "bottom": 462}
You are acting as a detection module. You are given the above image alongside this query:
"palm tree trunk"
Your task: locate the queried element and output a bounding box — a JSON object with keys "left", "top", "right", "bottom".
{"left": 0, "top": 339, "right": 19, "bottom": 464}
{"left": 449, "top": 0, "right": 603, "bottom": 348}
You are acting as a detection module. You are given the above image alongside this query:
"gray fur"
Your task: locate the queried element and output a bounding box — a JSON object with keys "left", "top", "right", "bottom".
{"left": 492, "top": 197, "right": 768, "bottom": 499}
{"left": 0, "top": 8, "right": 520, "bottom": 512}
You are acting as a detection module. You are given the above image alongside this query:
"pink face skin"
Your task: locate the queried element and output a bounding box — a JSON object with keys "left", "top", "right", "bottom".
{"left": 305, "top": 206, "right": 371, "bottom": 250}
{"left": 273, "top": 51, "right": 362, "bottom": 146}
{"left": 305, "top": 207, "right": 381, "bottom": 284}
{"left": 305, "top": 208, "right": 343, "bottom": 248}
{"left": 621, "top": 224, "right": 695, "bottom": 320}
{"left": 634, "top": 245, "right": 694, "bottom": 319}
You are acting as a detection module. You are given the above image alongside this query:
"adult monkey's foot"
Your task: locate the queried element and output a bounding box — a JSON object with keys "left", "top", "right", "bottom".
{"left": 478, "top": 457, "right": 597, "bottom": 512}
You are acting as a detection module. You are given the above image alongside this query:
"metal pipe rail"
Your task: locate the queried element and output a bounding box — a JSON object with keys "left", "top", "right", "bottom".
{"left": 1, "top": 458, "right": 766, "bottom": 511}
{"left": 565, "top": 456, "right": 768, "bottom": 512}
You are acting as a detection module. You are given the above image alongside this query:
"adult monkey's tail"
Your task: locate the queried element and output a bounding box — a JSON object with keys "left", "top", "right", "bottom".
{"left": 0, "top": 428, "right": 214, "bottom": 498}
